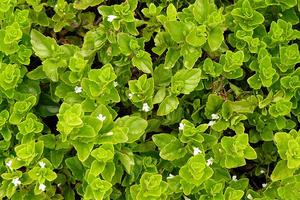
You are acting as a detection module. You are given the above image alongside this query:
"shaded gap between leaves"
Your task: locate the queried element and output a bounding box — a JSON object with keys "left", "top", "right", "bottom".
{"left": 230, "top": 160, "right": 267, "bottom": 191}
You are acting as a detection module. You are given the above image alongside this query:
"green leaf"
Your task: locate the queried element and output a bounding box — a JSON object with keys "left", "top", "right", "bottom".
{"left": 101, "top": 161, "right": 115, "bottom": 181}
{"left": 179, "top": 154, "right": 213, "bottom": 186}
{"left": 274, "top": 132, "right": 292, "bottom": 159}
{"left": 72, "top": 141, "right": 94, "bottom": 162}
{"left": 223, "top": 51, "right": 244, "bottom": 72}
{"left": 280, "top": 44, "right": 300, "bottom": 66}
{"left": 269, "top": 100, "right": 292, "bottom": 117}
{"left": 224, "top": 187, "right": 244, "bottom": 200}
{"left": 226, "top": 98, "right": 257, "bottom": 113}
{"left": 166, "top": 4, "right": 177, "bottom": 20}
{"left": 286, "top": 139, "right": 300, "bottom": 168}
{"left": 90, "top": 160, "right": 105, "bottom": 176}
{"left": 193, "top": 0, "right": 210, "bottom": 23}
{"left": 157, "top": 95, "right": 179, "bottom": 116}
{"left": 153, "top": 87, "right": 166, "bottom": 104}
{"left": 18, "top": 113, "right": 43, "bottom": 135}
{"left": 74, "top": 0, "right": 104, "bottom": 10}
{"left": 181, "top": 44, "right": 202, "bottom": 69}
{"left": 117, "top": 149, "right": 135, "bottom": 174}
{"left": 271, "top": 160, "right": 296, "bottom": 181}
{"left": 91, "top": 144, "right": 114, "bottom": 162}
{"left": 164, "top": 21, "right": 187, "bottom": 43}
{"left": 128, "top": 74, "right": 154, "bottom": 108}
{"left": 15, "top": 141, "right": 35, "bottom": 160}
{"left": 186, "top": 25, "right": 207, "bottom": 47}
{"left": 203, "top": 58, "right": 223, "bottom": 77}
{"left": 10, "top": 96, "right": 37, "bottom": 125}
{"left": 97, "top": 126, "right": 128, "bottom": 144}
{"left": 30, "top": 29, "right": 58, "bottom": 59}
{"left": 247, "top": 73, "right": 262, "bottom": 89}
{"left": 205, "top": 94, "right": 224, "bottom": 118}
{"left": 132, "top": 50, "right": 153, "bottom": 74}
{"left": 171, "top": 68, "right": 202, "bottom": 95}
{"left": 152, "top": 133, "right": 187, "bottom": 161}
{"left": 164, "top": 47, "right": 181, "bottom": 69}
{"left": 4, "top": 22, "right": 22, "bottom": 44}
{"left": 65, "top": 156, "right": 85, "bottom": 180}
{"left": 116, "top": 116, "right": 148, "bottom": 143}
{"left": 208, "top": 27, "right": 224, "bottom": 51}
{"left": 117, "top": 33, "right": 134, "bottom": 56}
{"left": 50, "top": 150, "right": 65, "bottom": 168}
{"left": 0, "top": 64, "right": 21, "bottom": 90}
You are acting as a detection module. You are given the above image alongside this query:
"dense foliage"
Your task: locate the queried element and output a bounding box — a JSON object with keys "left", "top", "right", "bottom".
{"left": 0, "top": 0, "right": 300, "bottom": 199}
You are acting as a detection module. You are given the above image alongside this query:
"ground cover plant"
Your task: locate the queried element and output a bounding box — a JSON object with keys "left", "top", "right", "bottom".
{"left": 0, "top": 0, "right": 299, "bottom": 199}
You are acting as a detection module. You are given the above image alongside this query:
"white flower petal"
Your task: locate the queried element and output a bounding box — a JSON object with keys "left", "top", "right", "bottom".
{"left": 247, "top": 194, "right": 253, "bottom": 200}
{"left": 167, "top": 173, "right": 175, "bottom": 179}
{"left": 193, "top": 147, "right": 202, "bottom": 156}
{"left": 183, "top": 196, "right": 191, "bottom": 200}
{"left": 97, "top": 114, "right": 106, "bottom": 122}
{"left": 142, "top": 103, "right": 150, "bottom": 112}
{"left": 208, "top": 120, "right": 216, "bottom": 127}
{"left": 179, "top": 122, "right": 185, "bottom": 130}
{"left": 39, "top": 183, "right": 46, "bottom": 191}
{"left": 6, "top": 160, "right": 12, "bottom": 169}
{"left": 74, "top": 86, "right": 82, "bottom": 93}
{"left": 107, "top": 15, "right": 117, "bottom": 22}
{"left": 262, "top": 183, "right": 267, "bottom": 188}
{"left": 211, "top": 113, "right": 219, "bottom": 120}
{"left": 206, "top": 157, "right": 214, "bottom": 166}
{"left": 39, "top": 161, "right": 46, "bottom": 168}
{"left": 113, "top": 81, "right": 118, "bottom": 87}
{"left": 12, "top": 178, "right": 21, "bottom": 187}
{"left": 232, "top": 175, "right": 238, "bottom": 181}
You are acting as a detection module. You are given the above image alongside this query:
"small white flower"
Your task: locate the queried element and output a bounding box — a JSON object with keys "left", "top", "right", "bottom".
{"left": 74, "top": 86, "right": 82, "bottom": 93}
{"left": 193, "top": 147, "right": 202, "bottom": 156}
{"left": 167, "top": 173, "right": 175, "bottom": 179}
{"left": 142, "top": 103, "right": 150, "bottom": 112}
{"left": 97, "top": 114, "right": 106, "bottom": 122}
{"left": 179, "top": 122, "right": 185, "bottom": 131}
{"left": 232, "top": 175, "right": 238, "bottom": 181}
{"left": 6, "top": 160, "right": 12, "bottom": 170}
{"left": 262, "top": 183, "right": 267, "bottom": 188}
{"left": 247, "top": 194, "right": 253, "bottom": 200}
{"left": 106, "top": 131, "right": 114, "bottom": 136}
{"left": 57, "top": 183, "right": 61, "bottom": 187}
{"left": 128, "top": 93, "right": 133, "bottom": 99}
{"left": 12, "top": 178, "right": 21, "bottom": 187}
{"left": 39, "top": 161, "right": 46, "bottom": 168}
{"left": 208, "top": 120, "right": 216, "bottom": 127}
{"left": 206, "top": 157, "right": 214, "bottom": 166}
{"left": 107, "top": 15, "right": 117, "bottom": 22}
{"left": 211, "top": 113, "right": 219, "bottom": 120}
{"left": 260, "top": 169, "right": 265, "bottom": 174}
{"left": 113, "top": 81, "right": 118, "bottom": 87}
{"left": 183, "top": 196, "right": 191, "bottom": 200}
{"left": 39, "top": 183, "right": 46, "bottom": 192}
